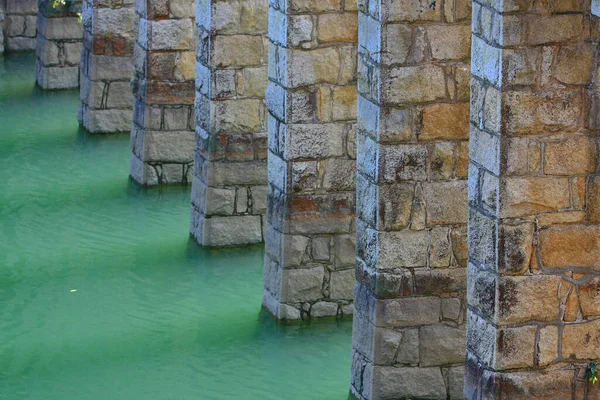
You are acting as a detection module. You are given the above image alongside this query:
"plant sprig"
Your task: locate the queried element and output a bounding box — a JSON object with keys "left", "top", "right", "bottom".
{"left": 51, "top": 0, "right": 82, "bottom": 23}
{"left": 586, "top": 360, "right": 599, "bottom": 385}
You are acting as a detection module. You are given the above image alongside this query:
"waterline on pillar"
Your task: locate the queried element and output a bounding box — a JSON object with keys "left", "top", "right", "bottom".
{"left": 0, "top": 52, "right": 353, "bottom": 400}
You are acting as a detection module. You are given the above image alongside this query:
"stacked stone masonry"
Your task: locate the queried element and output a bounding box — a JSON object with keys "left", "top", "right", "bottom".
{"left": 350, "top": 0, "right": 471, "bottom": 399}
{"left": 189, "top": 0, "right": 269, "bottom": 247}
{"left": 4, "top": 0, "right": 37, "bottom": 51}
{"left": 467, "top": 1, "right": 600, "bottom": 399}
{"left": 0, "top": 0, "right": 5, "bottom": 55}
{"left": 79, "top": 0, "right": 135, "bottom": 133}
{"left": 36, "top": 0, "right": 83, "bottom": 90}
{"left": 130, "top": 0, "right": 196, "bottom": 185}
{"left": 4, "top": 0, "right": 600, "bottom": 398}
{"left": 262, "top": 0, "right": 359, "bottom": 320}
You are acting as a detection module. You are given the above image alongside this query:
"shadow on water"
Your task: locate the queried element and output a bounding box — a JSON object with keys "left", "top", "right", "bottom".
{"left": 0, "top": 52, "right": 352, "bottom": 400}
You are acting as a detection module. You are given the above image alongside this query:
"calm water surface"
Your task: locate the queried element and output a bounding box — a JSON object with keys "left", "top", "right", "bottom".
{"left": 0, "top": 53, "right": 353, "bottom": 400}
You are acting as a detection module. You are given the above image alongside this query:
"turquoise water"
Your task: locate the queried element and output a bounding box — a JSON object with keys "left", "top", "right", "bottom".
{"left": 0, "top": 53, "right": 352, "bottom": 400}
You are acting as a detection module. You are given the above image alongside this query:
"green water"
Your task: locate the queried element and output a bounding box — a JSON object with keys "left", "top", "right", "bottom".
{"left": 0, "top": 53, "right": 352, "bottom": 400}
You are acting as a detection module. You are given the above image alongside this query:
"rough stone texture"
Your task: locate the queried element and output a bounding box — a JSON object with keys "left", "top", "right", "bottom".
{"left": 262, "top": 0, "right": 357, "bottom": 320}
{"left": 467, "top": 2, "right": 600, "bottom": 399}
{"left": 189, "top": 0, "right": 268, "bottom": 247}
{"left": 350, "top": 1, "right": 470, "bottom": 399}
{"left": 129, "top": 0, "right": 195, "bottom": 185}
{"left": 4, "top": 0, "right": 37, "bottom": 51}
{"left": 35, "top": 0, "right": 83, "bottom": 89}
{"left": 78, "top": 0, "right": 135, "bottom": 133}
{"left": 0, "top": 0, "right": 6, "bottom": 56}
{"left": 0, "top": 0, "right": 5, "bottom": 55}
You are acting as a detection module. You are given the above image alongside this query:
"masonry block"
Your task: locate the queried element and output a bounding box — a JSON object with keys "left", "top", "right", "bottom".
{"left": 129, "top": 0, "right": 195, "bottom": 185}
{"left": 189, "top": 0, "right": 269, "bottom": 247}
{"left": 350, "top": 0, "right": 470, "bottom": 398}
{"left": 466, "top": 2, "right": 600, "bottom": 399}
{"left": 35, "top": 0, "right": 82, "bottom": 89}
{"left": 78, "top": 0, "right": 135, "bottom": 133}
{"left": 5, "top": 0, "right": 38, "bottom": 51}
{"left": 263, "top": 0, "right": 358, "bottom": 320}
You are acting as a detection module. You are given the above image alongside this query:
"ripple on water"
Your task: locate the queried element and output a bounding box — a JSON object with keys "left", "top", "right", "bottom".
{"left": 0, "top": 53, "right": 352, "bottom": 400}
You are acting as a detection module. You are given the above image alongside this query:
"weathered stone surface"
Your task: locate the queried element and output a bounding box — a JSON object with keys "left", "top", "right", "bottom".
{"left": 353, "top": 3, "right": 470, "bottom": 399}
{"left": 372, "top": 366, "right": 447, "bottom": 400}
{"left": 468, "top": 6, "right": 598, "bottom": 399}
{"left": 80, "top": 0, "right": 135, "bottom": 133}
{"left": 330, "top": 268, "right": 355, "bottom": 300}
{"left": 580, "top": 276, "right": 600, "bottom": 317}
{"left": 419, "top": 324, "right": 466, "bottom": 367}
{"left": 35, "top": 2, "right": 83, "bottom": 90}
{"left": 311, "top": 301, "right": 338, "bottom": 317}
{"left": 191, "top": 0, "right": 268, "bottom": 247}
{"left": 423, "top": 181, "right": 468, "bottom": 225}
{"left": 501, "top": 177, "right": 570, "bottom": 218}
{"left": 447, "top": 366, "right": 465, "bottom": 400}
{"left": 563, "top": 319, "right": 600, "bottom": 359}
{"left": 538, "top": 325, "right": 558, "bottom": 366}
{"left": 496, "top": 325, "right": 536, "bottom": 369}
{"left": 544, "top": 135, "right": 596, "bottom": 176}
{"left": 586, "top": 177, "right": 600, "bottom": 222}
{"left": 376, "top": 230, "right": 428, "bottom": 269}
{"left": 421, "top": 103, "right": 469, "bottom": 141}
{"left": 498, "top": 276, "right": 560, "bottom": 324}
{"left": 281, "top": 266, "right": 324, "bottom": 303}
{"left": 506, "top": 90, "right": 582, "bottom": 135}
{"left": 264, "top": 0, "right": 357, "bottom": 321}
{"left": 499, "top": 223, "right": 534, "bottom": 274}
{"left": 199, "top": 215, "right": 263, "bottom": 247}
{"left": 4, "top": 0, "right": 37, "bottom": 52}
{"left": 130, "top": 0, "right": 195, "bottom": 185}
{"left": 493, "top": 369, "right": 575, "bottom": 400}
{"left": 540, "top": 225, "right": 600, "bottom": 270}
{"left": 386, "top": 66, "right": 446, "bottom": 104}
{"left": 377, "top": 297, "right": 440, "bottom": 328}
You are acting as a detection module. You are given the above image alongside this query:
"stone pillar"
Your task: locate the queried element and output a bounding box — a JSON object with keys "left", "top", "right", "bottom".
{"left": 467, "top": 2, "right": 600, "bottom": 399}
{"left": 78, "top": 0, "right": 135, "bottom": 133}
{"left": 262, "top": 0, "right": 358, "bottom": 320}
{"left": 35, "top": 0, "right": 83, "bottom": 89}
{"left": 350, "top": 1, "right": 471, "bottom": 399}
{"left": 130, "top": 0, "right": 195, "bottom": 185}
{"left": 189, "top": 0, "right": 268, "bottom": 247}
{"left": 0, "top": 0, "right": 6, "bottom": 55}
{"left": 5, "top": 0, "right": 37, "bottom": 51}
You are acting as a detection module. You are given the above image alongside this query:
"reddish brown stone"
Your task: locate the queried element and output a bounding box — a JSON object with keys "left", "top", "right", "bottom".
{"left": 539, "top": 225, "right": 600, "bottom": 270}
{"left": 93, "top": 34, "right": 132, "bottom": 56}
{"left": 146, "top": 80, "right": 195, "bottom": 105}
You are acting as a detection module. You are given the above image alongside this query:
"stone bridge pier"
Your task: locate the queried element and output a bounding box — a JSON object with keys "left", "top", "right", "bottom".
{"left": 79, "top": 0, "right": 135, "bottom": 133}
{"left": 23, "top": 0, "right": 599, "bottom": 398}
{"left": 466, "top": 1, "right": 600, "bottom": 399}
{"left": 189, "top": 0, "right": 269, "bottom": 247}
{"left": 129, "top": 0, "right": 196, "bottom": 185}
{"left": 4, "top": 0, "right": 37, "bottom": 52}
{"left": 35, "top": 0, "right": 83, "bottom": 90}
{"left": 350, "top": 0, "right": 471, "bottom": 398}
{"left": 0, "top": 1, "right": 5, "bottom": 55}
{"left": 262, "top": 0, "right": 358, "bottom": 320}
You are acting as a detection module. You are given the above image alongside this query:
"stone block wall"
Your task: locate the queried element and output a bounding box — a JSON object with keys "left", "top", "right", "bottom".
{"left": 467, "top": 1, "right": 600, "bottom": 399}
{"left": 262, "top": 0, "right": 358, "bottom": 320}
{"left": 36, "top": 0, "right": 83, "bottom": 89}
{"left": 0, "top": 0, "right": 5, "bottom": 55}
{"left": 5, "top": 0, "right": 37, "bottom": 51}
{"left": 189, "top": 0, "right": 268, "bottom": 247}
{"left": 79, "top": 0, "right": 135, "bottom": 133}
{"left": 130, "top": 0, "right": 196, "bottom": 185}
{"left": 350, "top": 0, "right": 471, "bottom": 399}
